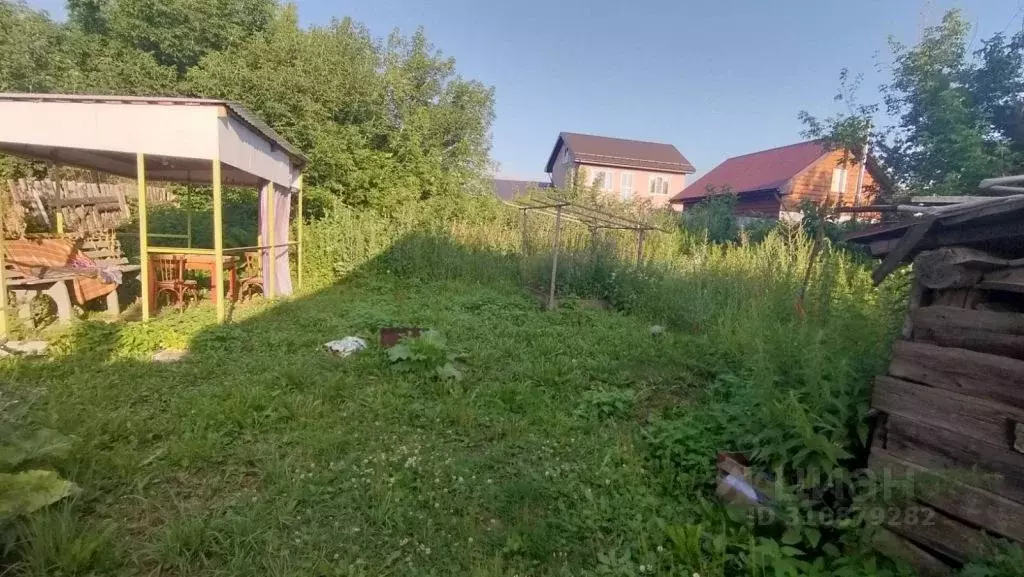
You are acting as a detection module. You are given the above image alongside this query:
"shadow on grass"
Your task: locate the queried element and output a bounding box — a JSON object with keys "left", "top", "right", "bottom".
{"left": 1, "top": 231, "right": 710, "bottom": 577}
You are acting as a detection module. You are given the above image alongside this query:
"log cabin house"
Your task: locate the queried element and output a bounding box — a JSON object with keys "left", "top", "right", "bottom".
{"left": 671, "top": 140, "right": 886, "bottom": 220}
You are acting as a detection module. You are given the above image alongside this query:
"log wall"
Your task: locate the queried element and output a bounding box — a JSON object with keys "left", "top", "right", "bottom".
{"left": 871, "top": 246, "right": 1024, "bottom": 574}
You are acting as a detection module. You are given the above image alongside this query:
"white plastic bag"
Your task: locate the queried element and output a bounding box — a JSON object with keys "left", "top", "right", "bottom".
{"left": 325, "top": 337, "right": 367, "bottom": 358}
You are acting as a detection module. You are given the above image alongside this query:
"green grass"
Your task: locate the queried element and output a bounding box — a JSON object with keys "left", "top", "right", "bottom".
{"left": 2, "top": 272, "right": 711, "bottom": 576}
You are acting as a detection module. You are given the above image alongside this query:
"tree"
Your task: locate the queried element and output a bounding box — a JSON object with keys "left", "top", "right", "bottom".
{"left": 67, "top": 0, "right": 278, "bottom": 77}
{"left": 187, "top": 10, "right": 494, "bottom": 212}
{"left": 798, "top": 69, "right": 877, "bottom": 170}
{"left": 0, "top": 0, "right": 495, "bottom": 213}
{"left": 802, "top": 9, "right": 1024, "bottom": 197}
{"left": 0, "top": 1, "right": 71, "bottom": 92}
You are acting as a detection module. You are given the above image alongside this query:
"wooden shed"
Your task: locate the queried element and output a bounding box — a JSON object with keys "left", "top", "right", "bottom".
{"left": 846, "top": 195, "right": 1024, "bottom": 574}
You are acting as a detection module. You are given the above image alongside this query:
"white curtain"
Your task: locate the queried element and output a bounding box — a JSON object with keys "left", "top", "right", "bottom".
{"left": 258, "top": 180, "right": 294, "bottom": 296}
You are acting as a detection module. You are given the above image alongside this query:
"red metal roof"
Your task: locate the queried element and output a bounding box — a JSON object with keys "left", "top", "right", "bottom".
{"left": 671, "top": 140, "right": 828, "bottom": 203}
{"left": 544, "top": 132, "right": 695, "bottom": 174}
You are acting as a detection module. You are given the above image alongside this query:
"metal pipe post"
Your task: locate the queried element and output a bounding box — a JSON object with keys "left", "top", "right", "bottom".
{"left": 548, "top": 205, "right": 563, "bottom": 310}
{"left": 137, "top": 153, "right": 151, "bottom": 322}
{"left": 213, "top": 158, "right": 225, "bottom": 323}
{"left": 636, "top": 229, "right": 646, "bottom": 266}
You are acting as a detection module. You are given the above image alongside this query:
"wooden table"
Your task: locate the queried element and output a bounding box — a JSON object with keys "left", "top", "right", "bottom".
{"left": 186, "top": 254, "right": 238, "bottom": 303}
{"left": 149, "top": 254, "right": 238, "bottom": 305}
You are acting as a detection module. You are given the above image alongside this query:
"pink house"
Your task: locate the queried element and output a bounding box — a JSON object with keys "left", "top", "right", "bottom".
{"left": 544, "top": 132, "right": 695, "bottom": 208}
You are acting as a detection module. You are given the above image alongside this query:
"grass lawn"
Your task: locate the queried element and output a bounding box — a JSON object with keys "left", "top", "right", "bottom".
{"left": 2, "top": 272, "right": 713, "bottom": 576}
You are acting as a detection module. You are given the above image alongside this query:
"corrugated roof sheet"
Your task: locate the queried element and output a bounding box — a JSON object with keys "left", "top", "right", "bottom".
{"left": 0, "top": 92, "right": 307, "bottom": 164}
{"left": 544, "top": 132, "right": 695, "bottom": 174}
{"left": 671, "top": 140, "right": 828, "bottom": 203}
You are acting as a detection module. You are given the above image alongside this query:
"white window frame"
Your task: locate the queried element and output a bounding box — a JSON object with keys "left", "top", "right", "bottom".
{"left": 562, "top": 147, "right": 571, "bottom": 166}
{"left": 648, "top": 174, "right": 670, "bottom": 195}
{"left": 831, "top": 167, "right": 848, "bottom": 194}
{"left": 592, "top": 169, "right": 613, "bottom": 191}
{"left": 621, "top": 172, "right": 634, "bottom": 199}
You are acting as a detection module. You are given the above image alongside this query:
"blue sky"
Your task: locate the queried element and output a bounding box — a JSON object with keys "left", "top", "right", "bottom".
{"left": 28, "top": 0, "right": 1024, "bottom": 181}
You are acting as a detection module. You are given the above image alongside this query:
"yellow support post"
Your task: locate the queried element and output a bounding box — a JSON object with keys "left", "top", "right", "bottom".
{"left": 297, "top": 174, "right": 303, "bottom": 290}
{"left": 213, "top": 158, "right": 225, "bottom": 323}
{"left": 0, "top": 200, "right": 8, "bottom": 339}
{"left": 137, "top": 153, "right": 150, "bottom": 322}
{"left": 267, "top": 181, "right": 276, "bottom": 299}
{"left": 55, "top": 212, "right": 64, "bottom": 235}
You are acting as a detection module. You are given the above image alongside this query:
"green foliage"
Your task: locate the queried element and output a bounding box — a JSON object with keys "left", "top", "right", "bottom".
{"left": 0, "top": 471, "right": 76, "bottom": 519}
{"left": 803, "top": 9, "right": 1024, "bottom": 197}
{"left": 881, "top": 10, "right": 1021, "bottom": 195}
{"left": 186, "top": 10, "right": 494, "bottom": 212}
{"left": 0, "top": 0, "right": 495, "bottom": 215}
{"left": 9, "top": 505, "right": 116, "bottom": 577}
{"left": 0, "top": 393, "right": 78, "bottom": 558}
{"left": 798, "top": 68, "right": 878, "bottom": 179}
{"left": 679, "top": 189, "right": 739, "bottom": 243}
{"left": 959, "top": 540, "right": 1024, "bottom": 577}
{"left": 577, "top": 388, "right": 636, "bottom": 420}
{"left": 68, "top": 0, "right": 278, "bottom": 76}
{"left": 387, "top": 330, "right": 464, "bottom": 381}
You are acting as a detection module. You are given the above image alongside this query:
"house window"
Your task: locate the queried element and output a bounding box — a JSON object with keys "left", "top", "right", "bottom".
{"left": 621, "top": 172, "right": 634, "bottom": 199}
{"left": 592, "top": 169, "right": 613, "bottom": 191}
{"left": 562, "top": 147, "right": 571, "bottom": 166}
{"left": 831, "top": 167, "right": 848, "bottom": 194}
{"left": 649, "top": 175, "right": 670, "bottom": 195}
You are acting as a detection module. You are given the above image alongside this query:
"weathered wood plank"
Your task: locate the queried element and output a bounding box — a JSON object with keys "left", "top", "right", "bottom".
{"left": 901, "top": 279, "right": 925, "bottom": 339}
{"left": 881, "top": 415, "right": 1024, "bottom": 504}
{"left": 873, "top": 375, "right": 1024, "bottom": 447}
{"left": 930, "top": 287, "right": 976, "bottom": 308}
{"left": 887, "top": 503, "right": 988, "bottom": 564}
{"left": 979, "top": 267, "right": 1024, "bottom": 294}
{"left": 873, "top": 528, "right": 952, "bottom": 576}
{"left": 870, "top": 448, "right": 1024, "bottom": 542}
{"left": 914, "top": 247, "right": 1007, "bottom": 289}
{"left": 888, "top": 340, "right": 1024, "bottom": 409}
{"left": 868, "top": 220, "right": 1024, "bottom": 259}
{"left": 873, "top": 218, "right": 936, "bottom": 285}
{"left": 912, "top": 306, "right": 1024, "bottom": 360}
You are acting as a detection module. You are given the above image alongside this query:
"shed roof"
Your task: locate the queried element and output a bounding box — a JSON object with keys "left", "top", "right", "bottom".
{"left": 846, "top": 195, "right": 1024, "bottom": 284}
{"left": 671, "top": 140, "right": 828, "bottom": 203}
{"left": 0, "top": 93, "right": 306, "bottom": 189}
{"left": 544, "top": 132, "right": 695, "bottom": 175}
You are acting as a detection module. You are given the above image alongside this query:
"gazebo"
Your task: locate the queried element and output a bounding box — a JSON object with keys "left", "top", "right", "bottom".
{"left": 0, "top": 93, "right": 308, "bottom": 335}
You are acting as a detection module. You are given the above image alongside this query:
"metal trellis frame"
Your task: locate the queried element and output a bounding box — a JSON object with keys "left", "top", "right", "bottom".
{"left": 508, "top": 192, "right": 666, "bottom": 310}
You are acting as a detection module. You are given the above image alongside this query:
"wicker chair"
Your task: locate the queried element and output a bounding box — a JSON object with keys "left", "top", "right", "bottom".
{"left": 237, "top": 251, "right": 264, "bottom": 300}
{"left": 151, "top": 255, "right": 199, "bottom": 310}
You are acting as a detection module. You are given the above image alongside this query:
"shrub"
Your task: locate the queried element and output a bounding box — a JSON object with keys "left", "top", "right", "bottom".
{"left": 386, "top": 330, "right": 465, "bottom": 381}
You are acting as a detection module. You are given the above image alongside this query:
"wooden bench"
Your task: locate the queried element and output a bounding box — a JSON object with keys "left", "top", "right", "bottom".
{"left": 4, "top": 233, "right": 140, "bottom": 324}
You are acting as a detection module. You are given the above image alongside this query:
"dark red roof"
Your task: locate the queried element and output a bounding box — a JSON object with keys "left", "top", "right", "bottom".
{"left": 671, "top": 140, "right": 828, "bottom": 203}
{"left": 544, "top": 132, "right": 695, "bottom": 174}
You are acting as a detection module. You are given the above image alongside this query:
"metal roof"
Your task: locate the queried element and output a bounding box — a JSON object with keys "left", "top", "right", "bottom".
{"left": 671, "top": 140, "right": 829, "bottom": 203}
{"left": 0, "top": 93, "right": 307, "bottom": 164}
{"left": 544, "top": 132, "right": 695, "bottom": 175}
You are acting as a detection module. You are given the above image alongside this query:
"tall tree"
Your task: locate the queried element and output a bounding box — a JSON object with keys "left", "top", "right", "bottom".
{"left": 187, "top": 8, "right": 494, "bottom": 211}
{"left": 802, "top": 9, "right": 1024, "bottom": 197}
{"left": 67, "top": 0, "right": 278, "bottom": 77}
{"left": 0, "top": 0, "right": 495, "bottom": 212}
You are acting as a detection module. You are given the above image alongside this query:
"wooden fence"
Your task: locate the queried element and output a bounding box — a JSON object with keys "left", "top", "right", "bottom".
{"left": 6, "top": 178, "right": 176, "bottom": 234}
